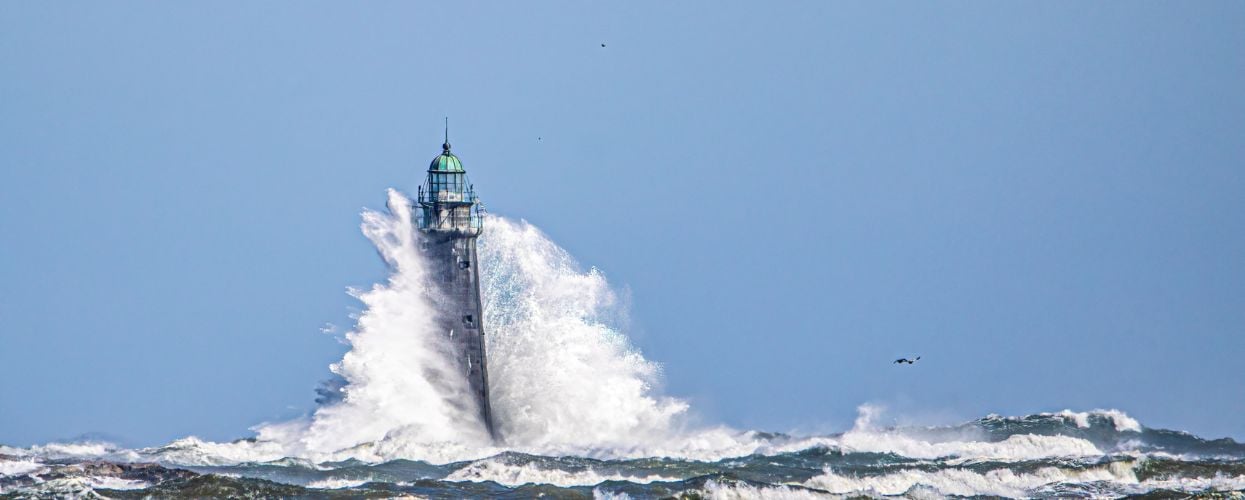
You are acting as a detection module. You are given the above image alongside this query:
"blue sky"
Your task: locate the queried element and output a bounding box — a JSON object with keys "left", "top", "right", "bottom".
{"left": 2, "top": 2, "right": 1242, "bottom": 447}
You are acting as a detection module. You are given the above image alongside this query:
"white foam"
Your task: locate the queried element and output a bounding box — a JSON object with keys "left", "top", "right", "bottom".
{"left": 805, "top": 461, "right": 1245, "bottom": 498}
{"left": 592, "top": 488, "right": 635, "bottom": 500}
{"left": 307, "top": 477, "right": 372, "bottom": 489}
{"left": 1053, "top": 409, "right": 1092, "bottom": 428}
{"left": 446, "top": 458, "right": 678, "bottom": 487}
{"left": 1047, "top": 409, "right": 1142, "bottom": 432}
{"left": 0, "top": 476, "right": 150, "bottom": 497}
{"left": 1131, "top": 474, "right": 1245, "bottom": 494}
{"left": 840, "top": 430, "right": 1103, "bottom": 461}
{"left": 0, "top": 458, "right": 43, "bottom": 477}
{"left": 699, "top": 480, "right": 830, "bottom": 499}
{"left": 25, "top": 441, "right": 119, "bottom": 459}
{"left": 86, "top": 476, "right": 151, "bottom": 490}
{"left": 1102, "top": 409, "right": 1143, "bottom": 432}
{"left": 113, "top": 403, "right": 1133, "bottom": 468}
{"left": 761, "top": 404, "right": 1101, "bottom": 462}
{"left": 0, "top": 445, "right": 26, "bottom": 456}
{"left": 1, "top": 441, "right": 144, "bottom": 464}
{"left": 141, "top": 436, "right": 289, "bottom": 466}
{"left": 805, "top": 461, "right": 1138, "bottom": 497}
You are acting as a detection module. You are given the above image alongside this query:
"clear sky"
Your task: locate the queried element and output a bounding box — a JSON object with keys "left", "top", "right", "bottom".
{"left": 2, "top": 2, "right": 1242, "bottom": 447}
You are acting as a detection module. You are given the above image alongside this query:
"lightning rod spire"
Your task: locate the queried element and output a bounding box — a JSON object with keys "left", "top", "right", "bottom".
{"left": 443, "top": 117, "right": 450, "bottom": 152}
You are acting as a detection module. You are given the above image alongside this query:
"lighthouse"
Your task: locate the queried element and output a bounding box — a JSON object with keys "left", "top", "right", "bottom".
{"left": 415, "top": 133, "right": 496, "bottom": 440}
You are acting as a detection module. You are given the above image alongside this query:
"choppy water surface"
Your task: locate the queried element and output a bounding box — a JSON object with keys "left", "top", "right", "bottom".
{"left": 4, "top": 192, "right": 1241, "bottom": 498}
{"left": 3, "top": 411, "right": 1244, "bottom": 498}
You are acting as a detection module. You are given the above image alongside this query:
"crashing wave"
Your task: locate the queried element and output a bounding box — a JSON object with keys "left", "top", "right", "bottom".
{"left": 0, "top": 459, "right": 43, "bottom": 478}
{"left": 803, "top": 459, "right": 1245, "bottom": 498}
{"left": 2, "top": 409, "right": 1242, "bottom": 497}
{"left": 1045, "top": 409, "right": 1142, "bottom": 432}
{"left": 805, "top": 461, "right": 1138, "bottom": 497}
{"left": 3, "top": 189, "right": 1243, "bottom": 498}
{"left": 445, "top": 456, "right": 679, "bottom": 487}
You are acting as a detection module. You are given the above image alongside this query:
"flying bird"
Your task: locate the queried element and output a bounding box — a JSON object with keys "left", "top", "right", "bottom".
{"left": 601, "top": 43, "right": 606, "bottom": 47}
{"left": 894, "top": 356, "right": 921, "bottom": 365}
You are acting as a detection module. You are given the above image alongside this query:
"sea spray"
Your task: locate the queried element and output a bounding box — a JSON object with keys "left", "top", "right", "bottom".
{"left": 253, "top": 189, "right": 490, "bottom": 462}
{"left": 237, "top": 192, "right": 818, "bottom": 461}
{"left": 250, "top": 190, "right": 720, "bottom": 462}
{"left": 479, "top": 216, "right": 690, "bottom": 452}
{"left": 6, "top": 191, "right": 1245, "bottom": 497}
{"left": 41, "top": 192, "right": 1161, "bottom": 466}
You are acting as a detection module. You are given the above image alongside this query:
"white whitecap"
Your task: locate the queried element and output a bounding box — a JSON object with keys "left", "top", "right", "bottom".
{"left": 447, "top": 458, "right": 679, "bottom": 487}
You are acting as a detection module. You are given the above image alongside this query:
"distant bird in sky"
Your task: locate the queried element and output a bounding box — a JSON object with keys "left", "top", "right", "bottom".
{"left": 894, "top": 356, "right": 921, "bottom": 365}
{"left": 601, "top": 43, "right": 606, "bottom": 47}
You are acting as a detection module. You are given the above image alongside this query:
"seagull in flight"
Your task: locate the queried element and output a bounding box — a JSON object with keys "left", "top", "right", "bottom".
{"left": 894, "top": 356, "right": 921, "bottom": 365}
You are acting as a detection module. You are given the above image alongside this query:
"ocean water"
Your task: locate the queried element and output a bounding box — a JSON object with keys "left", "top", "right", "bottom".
{"left": 4, "top": 411, "right": 1245, "bottom": 498}
{"left": 3, "top": 190, "right": 1242, "bottom": 499}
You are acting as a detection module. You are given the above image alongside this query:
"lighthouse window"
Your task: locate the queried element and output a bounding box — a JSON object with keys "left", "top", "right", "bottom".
{"left": 431, "top": 173, "right": 466, "bottom": 193}
{"left": 459, "top": 260, "right": 471, "bottom": 269}
{"left": 463, "top": 315, "right": 474, "bottom": 327}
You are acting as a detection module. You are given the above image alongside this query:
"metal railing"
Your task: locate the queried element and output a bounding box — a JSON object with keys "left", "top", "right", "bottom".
{"left": 417, "top": 212, "right": 483, "bottom": 231}
{"left": 415, "top": 205, "right": 485, "bottom": 232}
{"left": 416, "top": 179, "right": 485, "bottom": 232}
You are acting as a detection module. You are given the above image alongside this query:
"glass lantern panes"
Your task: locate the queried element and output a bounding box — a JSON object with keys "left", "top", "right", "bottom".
{"left": 432, "top": 173, "right": 464, "bottom": 194}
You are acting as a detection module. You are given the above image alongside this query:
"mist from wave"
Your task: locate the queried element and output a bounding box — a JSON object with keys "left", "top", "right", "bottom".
{"left": 217, "top": 189, "right": 752, "bottom": 464}
{"left": 5, "top": 189, "right": 1245, "bottom": 497}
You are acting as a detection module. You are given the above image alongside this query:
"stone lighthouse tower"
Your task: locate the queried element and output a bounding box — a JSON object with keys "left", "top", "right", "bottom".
{"left": 415, "top": 132, "right": 496, "bottom": 440}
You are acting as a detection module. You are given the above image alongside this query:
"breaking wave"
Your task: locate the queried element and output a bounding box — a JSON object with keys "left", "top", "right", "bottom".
{"left": 4, "top": 409, "right": 1244, "bottom": 498}
{"left": 478, "top": 216, "right": 694, "bottom": 455}
{"left": 3, "top": 189, "right": 1243, "bottom": 498}
{"left": 237, "top": 190, "right": 727, "bottom": 463}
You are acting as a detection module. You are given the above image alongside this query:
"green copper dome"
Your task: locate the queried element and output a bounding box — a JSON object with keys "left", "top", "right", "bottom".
{"left": 428, "top": 142, "right": 465, "bottom": 172}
